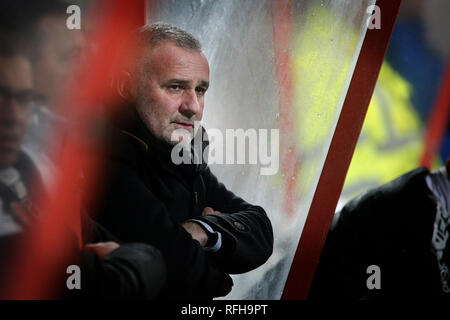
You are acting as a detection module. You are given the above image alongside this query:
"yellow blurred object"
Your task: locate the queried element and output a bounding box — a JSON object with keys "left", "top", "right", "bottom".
{"left": 341, "top": 61, "right": 425, "bottom": 201}
{"left": 287, "top": 4, "right": 426, "bottom": 207}
{"left": 290, "top": 3, "right": 360, "bottom": 194}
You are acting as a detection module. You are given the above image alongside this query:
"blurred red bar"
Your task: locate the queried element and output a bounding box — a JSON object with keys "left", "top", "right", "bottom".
{"left": 2, "top": 0, "right": 146, "bottom": 299}
{"left": 420, "top": 60, "right": 450, "bottom": 168}
{"left": 271, "top": 0, "right": 299, "bottom": 217}
{"left": 282, "top": 0, "right": 402, "bottom": 300}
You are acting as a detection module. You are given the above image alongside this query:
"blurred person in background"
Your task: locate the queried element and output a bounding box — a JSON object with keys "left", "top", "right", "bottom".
{"left": 340, "top": 0, "right": 450, "bottom": 205}
{"left": 0, "top": 2, "right": 168, "bottom": 300}
{"left": 0, "top": 32, "right": 41, "bottom": 247}
{"left": 0, "top": 0, "right": 88, "bottom": 186}
{"left": 310, "top": 159, "right": 450, "bottom": 300}
{"left": 386, "top": 0, "right": 449, "bottom": 163}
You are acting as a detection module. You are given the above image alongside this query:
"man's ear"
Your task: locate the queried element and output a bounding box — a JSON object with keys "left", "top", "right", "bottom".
{"left": 116, "top": 71, "right": 134, "bottom": 100}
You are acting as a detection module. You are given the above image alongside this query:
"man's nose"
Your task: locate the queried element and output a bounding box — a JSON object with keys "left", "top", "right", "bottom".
{"left": 179, "top": 90, "right": 201, "bottom": 119}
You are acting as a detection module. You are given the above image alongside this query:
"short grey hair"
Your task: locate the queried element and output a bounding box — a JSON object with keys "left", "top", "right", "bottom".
{"left": 115, "top": 22, "right": 203, "bottom": 84}
{"left": 136, "top": 22, "right": 202, "bottom": 51}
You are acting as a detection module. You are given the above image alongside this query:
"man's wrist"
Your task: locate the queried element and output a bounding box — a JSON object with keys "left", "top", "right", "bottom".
{"left": 182, "top": 221, "right": 208, "bottom": 246}
{"left": 188, "top": 219, "right": 222, "bottom": 252}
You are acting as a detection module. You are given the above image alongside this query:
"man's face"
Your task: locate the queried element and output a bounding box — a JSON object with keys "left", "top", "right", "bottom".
{"left": 34, "top": 14, "right": 85, "bottom": 109}
{"left": 133, "top": 42, "right": 210, "bottom": 146}
{"left": 0, "top": 55, "right": 34, "bottom": 168}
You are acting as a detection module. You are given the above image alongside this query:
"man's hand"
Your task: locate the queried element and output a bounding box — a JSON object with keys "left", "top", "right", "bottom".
{"left": 182, "top": 221, "right": 208, "bottom": 247}
{"left": 84, "top": 241, "right": 120, "bottom": 259}
{"left": 202, "top": 207, "right": 221, "bottom": 215}
{"left": 182, "top": 207, "right": 221, "bottom": 247}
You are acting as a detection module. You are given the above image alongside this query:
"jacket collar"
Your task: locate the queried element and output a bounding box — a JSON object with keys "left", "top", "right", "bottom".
{"left": 120, "top": 110, "right": 209, "bottom": 174}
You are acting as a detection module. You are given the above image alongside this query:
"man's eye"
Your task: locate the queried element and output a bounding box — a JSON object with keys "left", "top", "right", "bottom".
{"left": 169, "top": 85, "right": 182, "bottom": 91}
{"left": 196, "top": 87, "right": 206, "bottom": 95}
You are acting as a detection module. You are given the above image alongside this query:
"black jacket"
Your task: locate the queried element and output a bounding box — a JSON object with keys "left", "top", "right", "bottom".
{"left": 309, "top": 167, "right": 450, "bottom": 300}
{"left": 91, "top": 114, "right": 274, "bottom": 299}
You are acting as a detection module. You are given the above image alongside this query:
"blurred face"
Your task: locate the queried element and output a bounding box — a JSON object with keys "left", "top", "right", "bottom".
{"left": 33, "top": 14, "right": 85, "bottom": 109}
{"left": 0, "top": 55, "right": 34, "bottom": 168}
{"left": 133, "top": 42, "right": 209, "bottom": 146}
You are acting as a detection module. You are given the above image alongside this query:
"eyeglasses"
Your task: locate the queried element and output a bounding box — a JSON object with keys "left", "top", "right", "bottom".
{"left": 0, "top": 85, "right": 41, "bottom": 111}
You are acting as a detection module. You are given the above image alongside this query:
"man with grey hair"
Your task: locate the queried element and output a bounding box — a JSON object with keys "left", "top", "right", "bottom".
{"left": 91, "top": 22, "right": 274, "bottom": 299}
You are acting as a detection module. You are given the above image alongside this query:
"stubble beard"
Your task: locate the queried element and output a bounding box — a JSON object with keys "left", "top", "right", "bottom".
{"left": 135, "top": 92, "right": 194, "bottom": 147}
